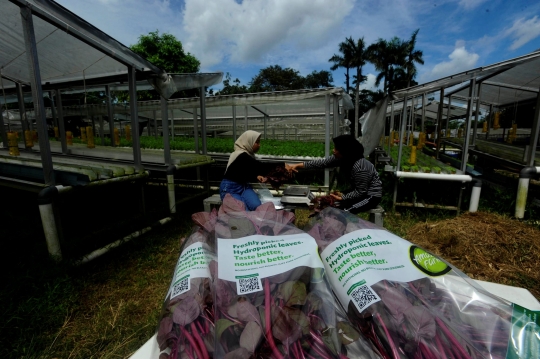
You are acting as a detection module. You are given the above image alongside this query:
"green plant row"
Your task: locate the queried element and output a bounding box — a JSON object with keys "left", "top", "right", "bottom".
{"left": 48, "top": 136, "right": 327, "bottom": 157}
{"left": 389, "top": 145, "right": 457, "bottom": 174}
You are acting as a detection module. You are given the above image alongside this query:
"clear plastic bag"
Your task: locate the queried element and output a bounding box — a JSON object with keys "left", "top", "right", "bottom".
{"left": 211, "top": 194, "right": 381, "bottom": 359}
{"left": 156, "top": 209, "right": 218, "bottom": 359}
{"left": 305, "top": 207, "right": 540, "bottom": 359}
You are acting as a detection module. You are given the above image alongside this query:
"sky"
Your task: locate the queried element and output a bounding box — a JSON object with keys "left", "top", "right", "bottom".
{"left": 55, "top": 0, "right": 540, "bottom": 93}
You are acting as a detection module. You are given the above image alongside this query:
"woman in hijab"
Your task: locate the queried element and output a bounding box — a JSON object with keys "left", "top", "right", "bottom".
{"left": 221, "top": 130, "right": 291, "bottom": 211}
{"left": 287, "top": 134, "right": 382, "bottom": 213}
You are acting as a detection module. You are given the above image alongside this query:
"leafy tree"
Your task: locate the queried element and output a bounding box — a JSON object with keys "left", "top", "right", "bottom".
{"left": 125, "top": 31, "right": 201, "bottom": 101}
{"left": 348, "top": 37, "right": 368, "bottom": 132}
{"left": 248, "top": 65, "right": 305, "bottom": 92}
{"left": 403, "top": 29, "right": 424, "bottom": 88}
{"left": 367, "top": 37, "right": 406, "bottom": 95}
{"left": 304, "top": 70, "right": 334, "bottom": 88}
{"left": 328, "top": 37, "right": 355, "bottom": 93}
{"left": 214, "top": 72, "right": 250, "bottom": 95}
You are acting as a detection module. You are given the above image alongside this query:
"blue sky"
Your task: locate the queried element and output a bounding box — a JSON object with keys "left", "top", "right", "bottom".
{"left": 56, "top": 0, "right": 540, "bottom": 92}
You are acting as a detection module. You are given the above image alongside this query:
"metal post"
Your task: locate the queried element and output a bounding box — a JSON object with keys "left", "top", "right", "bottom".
{"left": 0, "top": 98, "right": 7, "bottom": 147}
{"left": 264, "top": 115, "right": 267, "bottom": 140}
{"left": 333, "top": 94, "right": 340, "bottom": 136}
{"left": 54, "top": 89, "right": 68, "bottom": 154}
{"left": 324, "top": 95, "right": 331, "bottom": 188}
{"left": 105, "top": 85, "right": 115, "bottom": 147}
{"left": 15, "top": 83, "right": 30, "bottom": 149}
{"left": 128, "top": 66, "right": 142, "bottom": 172}
{"left": 472, "top": 82, "right": 482, "bottom": 146}
{"left": 232, "top": 105, "right": 237, "bottom": 140}
{"left": 527, "top": 89, "right": 540, "bottom": 166}
{"left": 397, "top": 95, "right": 408, "bottom": 172}
{"left": 21, "top": 5, "right": 55, "bottom": 185}
{"left": 445, "top": 95, "right": 452, "bottom": 137}
{"left": 161, "top": 97, "right": 171, "bottom": 165}
{"left": 421, "top": 93, "right": 426, "bottom": 133}
{"left": 199, "top": 87, "right": 208, "bottom": 155}
{"left": 388, "top": 100, "right": 395, "bottom": 154}
{"left": 49, "top": 92, "right": 58, "bottom": 131}
{"left": 98, "top": 115, "right": 105, "bottom": 145}
{"left": 244, "top": 105, "right": 248, "bottom": 132}
{"left": 435, "top": 88, "right": 445, "bottom": 159}
{"left": 153, "top": 110, "right": 158, "bottom": 139}
{"left": 461, "top": 78, "right": 477, "bottom": 173}
{"left": 170, "top": 109, "right": 174, "bottom": 140}
{"left": 486, "top": 104, "right": 493, "bottom": 140}
{"left": 193, "top": 108, "right": 199, "bottom": 154}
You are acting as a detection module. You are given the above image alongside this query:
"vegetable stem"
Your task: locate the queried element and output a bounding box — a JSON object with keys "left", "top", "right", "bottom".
{"left": 180, "top": 325, "right": 204, "bottom": 359}
{"left": 374, "top": 312, "right": 401, "bottom": 359}
{"left": 265, "top": 278, "right": 283, "bottom": 359}
{"left": 191, "top": 322, "right": 210, "bottom": 359}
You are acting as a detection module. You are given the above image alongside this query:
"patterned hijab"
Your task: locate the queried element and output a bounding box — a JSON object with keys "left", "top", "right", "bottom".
{"left": 226, "top": 130, "right": 261, "bottom": 169}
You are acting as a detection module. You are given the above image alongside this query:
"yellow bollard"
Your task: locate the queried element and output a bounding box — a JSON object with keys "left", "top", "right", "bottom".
{"left": 493, "top": 112, "right": 500, "bottom": 130}
{"left": 32, "top": 130, "right": 38, "bottom": 142}
{"left": 482, "top": 121, "right": 487, "bottom": 133}
{"left": 86, "top": 126, "right": 95, "bottom": 148}
{"left": 8, "top": 131, "right": 20, "bottom": 156}
{"left": 54, "top": 126, "right": 59, "bottom": 139}
{"left": 24, "top": 130, "right": 34, "bottom": 148}
{"left": 66, "top": 131, "right": 73, "bottom": 145}
{"left": 125, "top": 125, "right": 131, "bottom": 141}
{"left": 409, "top": 146, "right": 417, "bottom": 165}
{"left": 417, "top": 132, "right": 424, "bottom": 149}
{"left": 80, "top": 127, "right": 87, "bottom": 142}
{"left": 458, "top": 128, "right": 463, "bottom": 138}
{"left": 114, "top": 127, "right": 120, "bottom": 145}
{"left": 408, "top": 133, "right": 414, "bottom": 147}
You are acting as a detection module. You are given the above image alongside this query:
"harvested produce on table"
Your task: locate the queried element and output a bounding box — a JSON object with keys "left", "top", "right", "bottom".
{"left": 305, "top": 207, "right": 539, "bottom": 359}
{"left": 264, "top": 165, "right": 295, "bottom": 191}
{"left": 212, "top": 194, "right": 381, "bottom": 359}
{"left": 157, "top": 209, "right": 219, "bottom": 359}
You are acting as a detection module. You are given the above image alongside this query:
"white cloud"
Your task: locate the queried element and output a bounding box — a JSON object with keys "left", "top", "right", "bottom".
{"left": 360, "top": 74, "right": 379, "bottom": 91}
{"left": 182, "top": 0, "right": 355, "bottom": 68}
{"left": 458, "top": 0, "right": 488, "bottom": 10}
{"left": 422, "top": 43, "right": 479, "bottom": 81}
{"left": 505, "top": 16, "right": 540, "bottom": 50}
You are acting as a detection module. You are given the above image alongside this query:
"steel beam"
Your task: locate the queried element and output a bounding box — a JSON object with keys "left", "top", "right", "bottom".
{"left": 105, "top": 85, "right": 115, "bottom": 147}
{"left": 199, "top": 87, "right": 208, "bottom": 155}
{"left": 160, "top": 97, "right": 171, "bottom": 165}
{"left": 54, "top": 89, "right": 68, "bottom": 154}
{"left": 461, "top": 78, "right": 477, "bottom": 172}
{"left": 20, "top": 5, "right": 55, "bottom": 185}
{"left": 128, "top": 66, "right": 142, "bottom": 171}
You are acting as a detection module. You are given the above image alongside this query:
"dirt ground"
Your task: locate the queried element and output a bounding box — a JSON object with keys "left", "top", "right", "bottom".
{"left": 405, "top": 211, "right": 540, "bottom": 300}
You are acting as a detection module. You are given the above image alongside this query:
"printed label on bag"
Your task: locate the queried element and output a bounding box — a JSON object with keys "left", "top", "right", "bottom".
{"left": 218, "top": 233, "right": 324, "bottom": 295}
{"left": 169, "top": 242, "right": 215, "bottom": 299}
{"left": 320, "top": 229, "right": 449, "bottom": 312}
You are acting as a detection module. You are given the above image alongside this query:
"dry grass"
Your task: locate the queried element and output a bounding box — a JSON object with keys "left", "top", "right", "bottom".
{"left": 405, "top": 211, "right": 540, "bottom": 300}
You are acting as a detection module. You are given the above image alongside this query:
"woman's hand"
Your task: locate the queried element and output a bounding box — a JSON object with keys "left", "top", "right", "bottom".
{"left": 257, "top": 176, "right": 267, "bottom": 183}
{"left": 285, "top": 163, "right": 302, "bottom": 173}
{"left": 330, "top": 192, "right": 342, "bottom": 201}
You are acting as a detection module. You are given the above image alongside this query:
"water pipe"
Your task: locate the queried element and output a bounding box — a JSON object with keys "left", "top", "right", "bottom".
{"left": 395, "top": 172, "right": 472, "bottom": 182}
{"left": 37, "top": 172, "right": 150, "bottom": 260}
{"left": 468, "top": 179, "right": 482, "bottom": 213}
{"left": 75, "top": 217, "right": 172, "bottom": 265}
{"left": 515, "top": 166, "right": 540, "bottom": 219}
{"left": 167, "top": 165, "right": 176, "bottom": 214}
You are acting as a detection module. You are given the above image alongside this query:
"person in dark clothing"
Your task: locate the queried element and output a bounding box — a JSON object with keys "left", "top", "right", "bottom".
{"left": 287, "top": 134, "right": 382, "bottom": 213}
{"left": 220, "top": 130, "right": 292, "bottom": 211}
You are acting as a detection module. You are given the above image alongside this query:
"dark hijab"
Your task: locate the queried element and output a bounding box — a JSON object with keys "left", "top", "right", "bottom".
{"left": 332, "top": 134, "right": 364, "bottom": 177}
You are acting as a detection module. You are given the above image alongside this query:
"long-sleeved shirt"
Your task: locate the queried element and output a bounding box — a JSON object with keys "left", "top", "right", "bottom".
{"left": 304, "top": 155, "right": 382, "bottom": 199}
{"left": 223, "top": 152, "right": 283, "bottom": 184}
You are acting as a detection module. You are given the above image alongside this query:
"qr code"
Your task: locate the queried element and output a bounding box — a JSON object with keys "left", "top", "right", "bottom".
{"left": 351, "top": 285, "right": 380, "bottom": 311}
{"left": 238, "top": 277, "right": 261, "bottom": 294}
{"left": 172, "top": 278, "right": 190, "bottom": 298}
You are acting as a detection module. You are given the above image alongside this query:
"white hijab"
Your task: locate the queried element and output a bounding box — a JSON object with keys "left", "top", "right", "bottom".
{"left": 226, "top": 130, "right": 261, "bottom": 169}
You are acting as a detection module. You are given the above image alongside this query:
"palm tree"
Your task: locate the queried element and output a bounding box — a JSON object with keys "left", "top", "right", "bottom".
{"left": 349, "top": 37, "right": 368, "bottom": 136}
{"left": 329, "top": 37, "right": 355, "bottom": 93}
{"left": 367, "top": 37, "right": 406, "bottom": 95}
{"left": 403, "top": 29, "right": 424, "bottom": 88}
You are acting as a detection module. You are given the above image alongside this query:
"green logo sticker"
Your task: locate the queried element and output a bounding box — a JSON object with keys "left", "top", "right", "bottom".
{"left": 409, "top": 246, "right": 451, "bottom": 276}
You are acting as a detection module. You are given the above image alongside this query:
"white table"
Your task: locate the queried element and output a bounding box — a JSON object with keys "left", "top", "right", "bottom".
{"left": 129, "top": 280, "right": 540, "bottom": 359}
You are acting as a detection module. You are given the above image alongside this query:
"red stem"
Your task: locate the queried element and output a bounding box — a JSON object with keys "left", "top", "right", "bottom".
{"left": 297, "top": 340, "right": 306, "bottom": 359}
{"left": 191, "top": 322, "right": 209, "bottom": 359}
{"left": 180, "top": 326, "right": 204, "bottom": 359}
{"left": 265, "top": 278, "right": 283, "bottom": 359}
{"left": 434, "top": 334, "right": 448, "bottom": 359}
{"left": 374, "top": 312, "right": 401, "bottom": 359}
